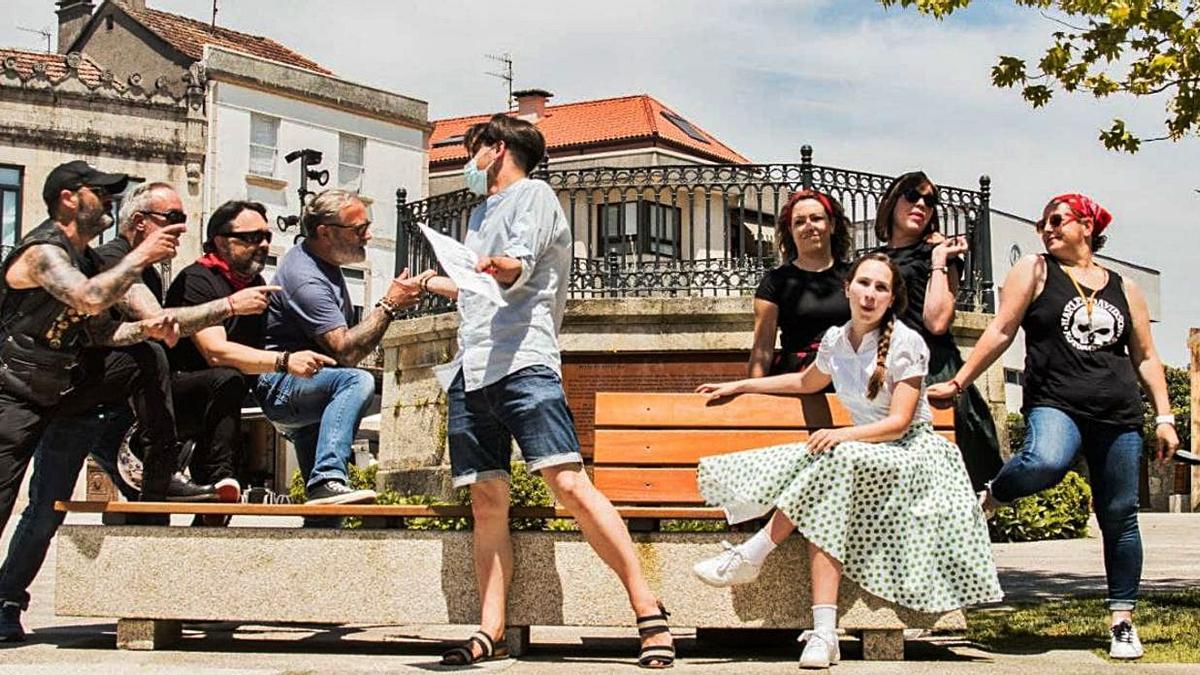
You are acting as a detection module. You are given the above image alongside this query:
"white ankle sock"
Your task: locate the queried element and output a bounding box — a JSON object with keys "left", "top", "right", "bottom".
{"left": 735, "top": 528, "right": 777, "bottom": 566}
{"left": 812, "top": 604, "right": 838, "bottom": 633}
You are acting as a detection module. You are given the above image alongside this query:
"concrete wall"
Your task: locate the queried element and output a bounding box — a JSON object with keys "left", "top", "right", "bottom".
{"left": 70, "top": 5, "right": 191, "bottom": 95}
{"left": 207, "top": 79, "right": 428, "bottom": 306}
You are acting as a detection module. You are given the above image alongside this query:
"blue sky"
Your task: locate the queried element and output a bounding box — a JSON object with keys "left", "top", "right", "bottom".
{"left": 4, "top": 0, "right": 1197, "bottom": 365}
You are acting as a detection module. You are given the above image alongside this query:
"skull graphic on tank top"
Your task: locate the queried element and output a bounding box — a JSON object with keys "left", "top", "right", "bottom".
{"left": 1059, "top": 296, "right": 1124, "bottom": 351}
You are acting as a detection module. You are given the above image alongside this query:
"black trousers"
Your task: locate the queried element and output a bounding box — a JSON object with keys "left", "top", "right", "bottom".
{"left": 171, "top": 367, "right": 247, "bottom": 484}
{"left": 0, "top": 342, "right": 178, "bottom": 535}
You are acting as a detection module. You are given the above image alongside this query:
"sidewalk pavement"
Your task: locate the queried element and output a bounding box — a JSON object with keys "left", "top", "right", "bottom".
{"left": 0, "top": 512, "right": 1196, "bottom": 673}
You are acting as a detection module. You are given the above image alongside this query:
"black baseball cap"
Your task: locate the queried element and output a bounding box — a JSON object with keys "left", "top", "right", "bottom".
{"left": 42, "top": 160, "right": 129, "bottom": 211}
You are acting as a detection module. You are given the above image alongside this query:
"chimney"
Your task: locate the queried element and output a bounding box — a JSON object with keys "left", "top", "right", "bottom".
{"left": 55, "top": 0, "right": 95, "bottom": 54}
{"left": 513, "top": 89, "right": 553, "bottom": 122}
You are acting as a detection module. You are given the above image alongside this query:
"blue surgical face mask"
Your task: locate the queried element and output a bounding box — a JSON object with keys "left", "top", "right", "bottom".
{"left": 463, "top": 157, "right": 489, "bottom": 196}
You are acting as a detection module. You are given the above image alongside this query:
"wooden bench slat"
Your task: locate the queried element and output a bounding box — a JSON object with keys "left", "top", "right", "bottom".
{"left": 595, "top": 392, "right": 953, "bottom": 429}
{"left": 54, "top": 501, "right": 729, "bottom": 520}
{"left": 594, "top": 429, "right": 954, "bottom": 465}
{"left": 594, "top": 429, "right": 811, "bottom": 464}
{"left": 593, "top": 468, "right": 702, "bottom": 504}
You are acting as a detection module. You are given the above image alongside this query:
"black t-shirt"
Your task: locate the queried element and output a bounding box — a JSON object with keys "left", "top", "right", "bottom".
{"left": 754, "top": 261, "right": 851, "bottom": 373}
{"left": 878, "top": 241, "right": 964, "bottom": 358}
{"left": 1022, "top": 255, "right": 1142, "bottom": 426}
{"left": 164, "top": 261, "right": 266, "bottom": 373}
{"left": 93, "top": 236, "right": 162, "bottom": 303}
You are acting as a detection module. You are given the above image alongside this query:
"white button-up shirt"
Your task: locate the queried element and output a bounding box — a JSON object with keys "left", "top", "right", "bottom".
{"left": 453, "top": 178, "right": 572, "bottom": 392}
{"left": 814, "top": 319, "right": 932, "bottom": 426}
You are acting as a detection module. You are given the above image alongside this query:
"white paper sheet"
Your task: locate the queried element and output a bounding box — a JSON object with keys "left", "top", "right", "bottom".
{"left": 418, "top": 225, "right": 507, "bottom": 307}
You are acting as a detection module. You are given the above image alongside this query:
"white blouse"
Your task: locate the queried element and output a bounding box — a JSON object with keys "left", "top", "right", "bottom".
{"left": 814, "top": 320, "right": 933, "bottom": 427}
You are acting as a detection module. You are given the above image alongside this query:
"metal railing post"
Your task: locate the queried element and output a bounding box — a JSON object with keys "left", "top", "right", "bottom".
{"left": 977, "top": 175, "right": 995, "bottom": 313}
{"left": 800, "top": 144, "right": 814, "bottom": 190}
{"left": 394, "top": 187, "right": 409, "bottom": 278}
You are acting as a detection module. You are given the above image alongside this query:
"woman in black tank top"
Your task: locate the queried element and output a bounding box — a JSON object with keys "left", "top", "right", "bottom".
{"left": 874, "top": 172, "right": 1003, "bottom": 491}
{"left": 927, "top": 193, "right": 1180, "bottom": 659}
{"left": 749, "top": 190, "right": 852, "bottom": 378}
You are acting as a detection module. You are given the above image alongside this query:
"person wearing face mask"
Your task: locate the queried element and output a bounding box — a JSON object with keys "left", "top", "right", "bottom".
{"left": 418, "top": 114, "right": 675, "bottom": 669}
{"left": 749, "top": 189, "right": 852, "bottom": 378}
{"left": 256, "top": 190, "right": 429, "bottom": 506}
{"left": 874, "top": 171, "right": 1003, "bottom": 493}
{"left": 927, "top": 194, "right": 1180, "bottom": 659}
{"left": 690, "top": 252, "right": 1001, "bottom": 669}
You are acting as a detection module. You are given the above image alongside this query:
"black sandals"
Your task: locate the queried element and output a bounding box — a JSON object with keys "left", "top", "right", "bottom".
{"left": 439, "top": 629, "right": 509, "bottom": 666}
{"left": 636, "top": 603, "right": 676, "bottom": 669}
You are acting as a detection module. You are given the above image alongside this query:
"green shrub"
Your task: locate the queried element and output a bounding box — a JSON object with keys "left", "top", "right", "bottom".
{"left": 989, "top": 470, "right": 1092, "bottom": 543}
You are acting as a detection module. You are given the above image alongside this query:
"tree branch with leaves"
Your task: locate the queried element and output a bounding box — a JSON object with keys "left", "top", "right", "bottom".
{"left": 878, "top": 1, "right": 1200, "bottom": 152}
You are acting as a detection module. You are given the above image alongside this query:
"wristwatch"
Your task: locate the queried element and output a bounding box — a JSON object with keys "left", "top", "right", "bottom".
{"left": 1155, "top": 414, "right": 1176, "bottom": 427}
{"left": 376, "top": 296, "right": 400, "bottom": 320}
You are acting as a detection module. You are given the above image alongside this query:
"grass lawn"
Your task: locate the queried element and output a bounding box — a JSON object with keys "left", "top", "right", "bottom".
{"left": 967, "top": 590, "right": 1200, "bottom": 663}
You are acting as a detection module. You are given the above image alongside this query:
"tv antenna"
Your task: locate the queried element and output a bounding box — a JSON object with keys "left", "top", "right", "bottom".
{"left": 485, "top": 52, "right": 514, "bottom": 110}
{"left": 211, "top": 0, "right": 219, "bottom": 29}
{"left": 17, "top": 26, "right": 52, "bottom": 53}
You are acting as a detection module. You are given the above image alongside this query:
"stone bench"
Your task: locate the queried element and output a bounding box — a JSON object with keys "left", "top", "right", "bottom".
{"left": 54, "top": 392, "right": 964, "bottom": 660}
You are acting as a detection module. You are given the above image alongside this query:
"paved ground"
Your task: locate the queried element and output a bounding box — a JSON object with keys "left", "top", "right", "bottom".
{"left": 0, "top": 513, "right": 1197, "bottom": 673}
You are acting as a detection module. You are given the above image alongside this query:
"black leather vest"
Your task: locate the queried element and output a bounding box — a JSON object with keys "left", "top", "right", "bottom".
{"left": 0, "top": 219, "right": 101, "bottom": 405}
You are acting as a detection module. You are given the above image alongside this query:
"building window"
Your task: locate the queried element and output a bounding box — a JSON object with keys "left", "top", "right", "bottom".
{"left": 597, "top": 200, "right": 680, "bottom": 258}
{"left": 339, "top": 133, "right": 365, "bottom": 189}
{"left": 249, "top": 114, "right": 279, "bottom": 177}
{"left": 728, "top": 207, "right": 776, "bottom": 260}
{"left": 432, "top": 134, "right": 465, "bottom": 148}
{"left": 660, "top": 110, "right": 710, "bottom": 144}
{"left": 1003, "top": 368, "right": 1025, "bottom": 386}
{"left": 0, "top": 165, "right": 22, "bottom": 253}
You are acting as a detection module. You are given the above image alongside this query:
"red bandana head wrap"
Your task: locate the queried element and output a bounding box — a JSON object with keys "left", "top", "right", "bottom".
{"left": 196, "top": 252, "right": 253, "bottom": 291}
{"left": 1045, "top": 193, "right": 1113, "bottom": 236}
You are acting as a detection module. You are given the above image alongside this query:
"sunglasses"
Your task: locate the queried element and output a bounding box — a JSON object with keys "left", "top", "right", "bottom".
{"left": 902, "top": 187, "right": 939, "bottom": 208}
{"left": 221, "top": 230, "right": 273, "bottom": 245}
{"left": 138, "top": 209, "right": 188, "bottom": 225}
{"left": 1036, "top": 213, "right": 1082, "bottom": 231}
{"left": 323, "top": 221, "right": 371, "bottom": 237}
{"left": 79, "top": 185, "right": 111, "bottom": 200}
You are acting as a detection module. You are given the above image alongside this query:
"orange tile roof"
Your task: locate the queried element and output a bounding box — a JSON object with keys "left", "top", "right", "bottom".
{"left": 0, "top": 48, "right": 106, "bottom": 86}
{"left": 429, "top": 94, "right": 750, "bottom": 167}
{"left": 120, "top": 4, "right": 332, "bottom": 75}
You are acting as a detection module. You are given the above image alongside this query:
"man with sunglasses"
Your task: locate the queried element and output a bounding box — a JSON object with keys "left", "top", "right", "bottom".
{"left": 0, "top": 186, "right": 289, "bottom": 642}
{"left": 0, "top": 162, "right": 191, "bottom": 641}
{"left": 258, "top": 189, "right": 429, "bottom": 506}
{"left": 162, "top": 200, "right": 335, "bottom": 506}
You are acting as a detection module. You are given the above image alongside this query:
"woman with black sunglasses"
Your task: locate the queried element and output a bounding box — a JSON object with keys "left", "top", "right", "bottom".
{"left": 927, "top": 193, "right": 1179, "bottom": 659}
{"left": 874, "top": 171, "right": 1002, "bottom": 492}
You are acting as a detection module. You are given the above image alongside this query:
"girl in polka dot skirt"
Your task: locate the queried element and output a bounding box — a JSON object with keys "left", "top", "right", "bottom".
{"left": 691, "top": 252, "right": 1002, "bottom": 669}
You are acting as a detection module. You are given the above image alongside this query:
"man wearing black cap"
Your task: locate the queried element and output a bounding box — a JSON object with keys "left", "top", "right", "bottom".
{"left": 0, "top": 160, "right": 185, "bottom": 540}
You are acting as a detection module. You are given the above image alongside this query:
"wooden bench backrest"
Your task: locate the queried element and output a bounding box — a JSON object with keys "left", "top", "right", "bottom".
{"left": 592, "top": 392, "right": 955, "bottom": 506}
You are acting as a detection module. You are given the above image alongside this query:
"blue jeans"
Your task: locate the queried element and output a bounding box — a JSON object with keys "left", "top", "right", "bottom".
{"left": 254, "top": 368, "right": 374, "bottom": 490}
{"left": 448, "top": 366, "right": 582, "bottom": 488}
{"left": 990, "top": 406, "right": 1143, "bottom": 611}
{"left": 0, "top": 406, "right": 134, "bottom": 608}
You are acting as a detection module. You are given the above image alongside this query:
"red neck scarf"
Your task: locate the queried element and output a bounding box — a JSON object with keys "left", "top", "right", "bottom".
{"left": 196, "top": 252, "right": 254, "bottom": 291}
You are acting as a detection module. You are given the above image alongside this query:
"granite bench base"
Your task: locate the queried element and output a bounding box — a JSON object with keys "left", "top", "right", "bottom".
{"left": 56, "top": 526, "right": 965, "bottom": 659}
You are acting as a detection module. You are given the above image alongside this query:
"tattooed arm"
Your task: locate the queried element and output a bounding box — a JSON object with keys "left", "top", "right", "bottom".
{"left": 14, "top": 244, "right": 150, "bottom": 316}
{"left": 87, "top": 312, "right": 180, "bottom": 347}
{"left": 313, "top": 270, "right": 430, "bottom": 367}
{"left": 116, "top": 284, "right": 279, "bottom": 337}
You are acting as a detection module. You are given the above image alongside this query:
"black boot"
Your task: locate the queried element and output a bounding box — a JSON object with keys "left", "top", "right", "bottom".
{"left": 164, "top": 473, "right": 218, "bottom": 502}
{"left": 0, "top": 601, "right": 25, "bottom": 642}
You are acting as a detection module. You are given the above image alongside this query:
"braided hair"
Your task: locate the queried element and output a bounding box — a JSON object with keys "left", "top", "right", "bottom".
{"left": 845, "top": 252, "right": 909, "bottom": 400}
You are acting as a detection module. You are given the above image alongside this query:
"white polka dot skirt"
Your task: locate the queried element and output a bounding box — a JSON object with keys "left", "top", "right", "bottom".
{"left": 697, "top": 423, "right": 1003, "bottom": 612}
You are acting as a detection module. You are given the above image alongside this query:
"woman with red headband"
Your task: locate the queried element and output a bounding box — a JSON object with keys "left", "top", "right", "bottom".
{"left": 749, "top": 190, "right": 852, "bottom": 377}
{"left": 928, "top": 193, "right": 1180, "bottom": 660}
{"left": 873, "top": 171, "right": 1003, "bottom": 493}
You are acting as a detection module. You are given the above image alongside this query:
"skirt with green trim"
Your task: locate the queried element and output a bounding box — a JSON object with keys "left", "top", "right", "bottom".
{"left": 696, "top": 423, "right": 1003, "bottom": 613}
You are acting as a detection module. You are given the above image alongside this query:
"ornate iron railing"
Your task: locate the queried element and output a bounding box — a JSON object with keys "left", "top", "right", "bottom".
{"left": 395, "top": 145, "right": 993, "bottom": 318}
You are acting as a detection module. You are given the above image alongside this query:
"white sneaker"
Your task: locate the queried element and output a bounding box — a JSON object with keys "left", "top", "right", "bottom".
{"left": 691, "top": 541, "right": 763, "bottom": 587}
{"left": 798, "top": 629, "right": 840, "bottom": 669}
{"left": 1109, "top": 620, "right": 1144, "bottom": 659}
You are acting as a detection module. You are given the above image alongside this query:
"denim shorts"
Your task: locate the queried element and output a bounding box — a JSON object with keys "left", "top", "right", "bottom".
{"left": 448, "top": 365, "right": 582, "bottom": 488}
